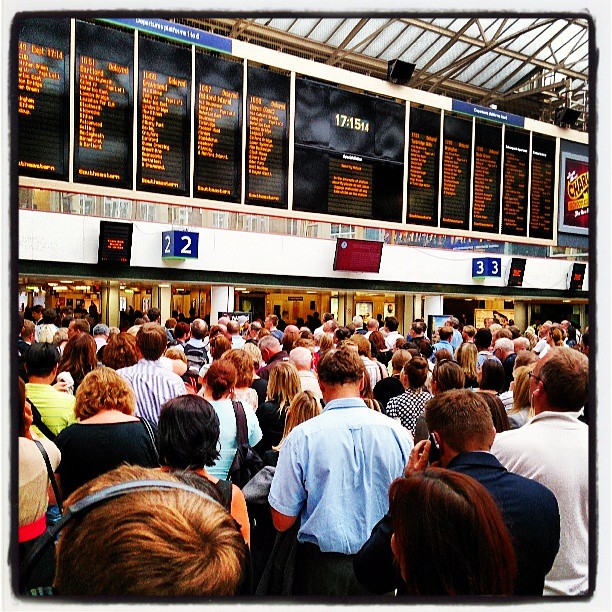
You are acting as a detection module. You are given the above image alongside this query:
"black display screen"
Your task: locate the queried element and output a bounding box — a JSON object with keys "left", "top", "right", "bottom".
{"left": 441, "top": 115, "right": 472, "bottom": 229}
{"left": 98, "top": 220, "right": 133, "bottom": 264}
{"left": 137, "top": 37, "right": 190, "bottom": 195}
{"left": 529, "top": 135, "right": 555, "bottom": 239}
{"left": 293, "top": 78, "right": 404, "bottom": 222}
{"left": 507, "top": 257, "right": 527, "bottom": 287}
{"left": 17, "top": 18, "right": 70, "bottom": 180}
{"left": 246, "top": 66, "right": 290, "bottom": 207}
{"left": 472, "top": 122, "right": 502, "bottom": 232}
{"left": 501, "top": 129, "right": 530, "bottom": 236}
{"left": 407, "top": 107, "right": 440, "bottom": 226}
{"left": 75, "top": 21, "right": 133, "bottom": 188}
{"left": 194, "top": 53, "right": 242, "bottom": 202}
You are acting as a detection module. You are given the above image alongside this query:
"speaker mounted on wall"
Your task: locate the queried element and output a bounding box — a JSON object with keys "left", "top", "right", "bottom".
{"left": 554, "top": 106, "right": 580, "bottom": 128}
{"left": 387, "top": 59, "right": 416, "bottom": 85}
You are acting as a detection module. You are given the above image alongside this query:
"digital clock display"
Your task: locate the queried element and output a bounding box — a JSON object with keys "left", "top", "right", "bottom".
{"left": 334, "top": 114, "right": 370, "bottom": 132}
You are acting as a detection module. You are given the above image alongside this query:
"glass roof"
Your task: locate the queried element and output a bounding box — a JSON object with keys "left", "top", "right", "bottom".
{"left": 183, "top": 15, "right": 590, "bottom": 130}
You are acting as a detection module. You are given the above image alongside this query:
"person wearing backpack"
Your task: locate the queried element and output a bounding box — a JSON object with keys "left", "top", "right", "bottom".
{"left": 184, "top": 319, "right": 211, "bottom": 373}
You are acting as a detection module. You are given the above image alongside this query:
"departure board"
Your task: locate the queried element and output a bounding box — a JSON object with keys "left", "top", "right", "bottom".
{"left": 529, "top": 136, "right": 555, "bottom": 239}
{"left": 246, "top": 66, "right": 290, "bottom": 207}
{"left": 17, "top": 18, "right": 70, "bottom": 180}
{"left": 441, "top": 115, "right": 472, "bottom": 229}
{"left": 194, "top": 53, "right": 242, "bottom": 201}
{"left": 472, "top": 123, "right": 502, "bottom": 232}
{"left": 501, "top": 130, "right": 530, "bottom": 237}
{"left": 75, "top": 21, "right": 133, "bottom": 188}
{"left": 137, "top": 37, "right": 190, "bottom": 194}
{"left": 407, "top": 107, "right": 440, "bottom": 226}
{"left": 328, "top": 156, "right": 373, "bottom": 217}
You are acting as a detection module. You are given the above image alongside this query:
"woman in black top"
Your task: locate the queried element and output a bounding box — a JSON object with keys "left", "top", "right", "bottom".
{"left": 253, "top": 361, "right": 301, "bottom": 456}
{"left": 55, "top": 367, "right": 158, "bottom": 498}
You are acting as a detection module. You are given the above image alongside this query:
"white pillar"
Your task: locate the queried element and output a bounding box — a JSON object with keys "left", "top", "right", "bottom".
{"left": 101, "top": 284, "right": 120, "bottom": 328}
{"left": 423, "top": 295, "right": 444, "bottom": 320}
{"left": 158, "top": 285, "right": 172, "bottom": 324}
{"left": 210, "top": 286, "right": 235, "bottom": 325}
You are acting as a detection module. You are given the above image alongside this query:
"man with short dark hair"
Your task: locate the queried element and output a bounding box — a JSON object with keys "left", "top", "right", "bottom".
{"left": 492, "top": 348, "right": 589, "bottom": 595}
{"left": 117, "top": 323, "right": 186, "bottom": 424}
{"left": 183, "top": 319, "right": 210, "bottom": 373}
{"left": 430, "top": 326, "right": 454, "bottom": 361}
{"left": 269, "top": 348, "right": 412, "bottom": 595}
{"left": 31, "top": 305, "right": 44, "bottom": 341}
{"left": 355, "top": 389, "right": 560, "bottom": 596}
{"left": 461, "top": 324, "right": 476, "bottom": 343}
{"left": 68, "top": 318, "right": 90, "bottom": 340}
{"left": 475, "top": 327, "right": 501, "bottom": 368}
{"left": 24, "top": 342, "right": 76, "bottom": 436}
{"left": 383, "top": 316, "right": 401, "bottom": 351}
{"left": 445, "top": 316, "right": 462, "bottom": 352}
{"left": 227, "top": 319, "right": 246, "bottom": 349}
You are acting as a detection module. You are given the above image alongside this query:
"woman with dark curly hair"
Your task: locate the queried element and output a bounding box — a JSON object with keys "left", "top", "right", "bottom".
{"left": 54, "top": 367, "right": 159, "bottom": 498}
{"left": 57, "top": 333, "right": 98, "bottom": 392}
{"left": 389, "top": 468, "right": 516, "bottom": 595}
{"left": 157, "top": 394, "right": 250, "bottom": 545}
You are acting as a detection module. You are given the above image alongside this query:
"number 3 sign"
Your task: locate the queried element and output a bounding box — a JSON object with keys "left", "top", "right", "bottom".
{"left": 472, "top": 257, "right": 501, "bottom": 278}
{"left": 162, "top": 230, "right": 199, "bottom": 259}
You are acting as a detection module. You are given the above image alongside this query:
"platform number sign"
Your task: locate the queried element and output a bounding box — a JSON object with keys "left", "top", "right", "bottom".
{"left": 472, "top": 257, "right": 501, "bottom": 278}
{"left": 162, "top": 230, "right": 199, "bottom": 259}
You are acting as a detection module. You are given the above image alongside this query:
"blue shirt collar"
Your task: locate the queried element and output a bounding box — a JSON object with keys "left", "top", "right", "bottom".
{"left": 322, "top": 397, "right": 368, "bottom": 412}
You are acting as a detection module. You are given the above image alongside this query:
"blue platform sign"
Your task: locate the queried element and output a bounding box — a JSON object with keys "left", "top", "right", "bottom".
{"left": 472, "top": 257, "right": 501, "bottom": 278}
{"left": 162, "top": 230, "right": 199, "bottom": 259}
{"left": 452, "top": 100, "right": 525, "bottom": 128}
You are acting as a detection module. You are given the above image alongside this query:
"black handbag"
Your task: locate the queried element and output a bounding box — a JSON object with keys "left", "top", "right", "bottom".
{"left": 228, "top": 401, "right": 263, "bottom": 489}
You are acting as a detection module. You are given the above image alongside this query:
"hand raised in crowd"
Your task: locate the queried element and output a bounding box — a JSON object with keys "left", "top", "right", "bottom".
{"left": 404, "top": 439, "right": 434, "bottom": 477}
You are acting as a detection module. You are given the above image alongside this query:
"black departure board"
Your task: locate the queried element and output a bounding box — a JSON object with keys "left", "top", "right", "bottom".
{"left": 137, "top": 37, "right": 190, "bottom": 195}
{"left": 441, "top": 115, "right": 472, "bottom": 229}
{"left": 529, "top": 136, "right": 555, "bottom": 239}
{"left": 75, "top": 21, "right": 133, "bottom": 188}
{"left": 17, "top": 18, "right": 70, "bottom": 180}
{"left": 246, "top": 66, "right": 290, "bottom": 207}
{"left": 194, "top": 53, "right": 242, "bottom": 202}
{"left": 501, "top": 130, "right": 530, "bottom": 237}
{"left": 98, "top": 220, "right": 133, "bottom": 264}
{"left": 328, "top": 156, "right": 373, "bottom": 217}
{"left": 472, "top": 122, "right": 502, "bottom": 232}
{"left": 407, "top": 107, "right": 440, "bottom": 226}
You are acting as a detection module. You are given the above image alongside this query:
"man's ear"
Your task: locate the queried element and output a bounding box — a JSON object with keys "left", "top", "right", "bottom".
{"left": 488, "top": 426, "right": 496, "bottom": 449}
{"left": 359, "top": 373, "right": 366, "bottom": 392}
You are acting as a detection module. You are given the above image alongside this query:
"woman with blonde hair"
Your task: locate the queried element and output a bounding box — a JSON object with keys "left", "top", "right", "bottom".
{"left": 506, "top": 364, "right": 537, "bottom": 429}
{"left": 455, "top": 342, "right": 478, "bottom": 388}
{"left": 273, "top": 390, "right": 322, "bottom": 452}
{"left": 54, "top": 367, "right": 159, "bottom": 498}
{"left": 242, "top": 342, "right": 268, "bottom": 406}
{"left": 253, "top": 361, "right": 301, "bottom": 456}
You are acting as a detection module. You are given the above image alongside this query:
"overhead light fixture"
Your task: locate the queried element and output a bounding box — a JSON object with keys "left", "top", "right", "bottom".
{"left": 306, "top": 291, "right": 317, "bottom": 294}
{"left": 60, "top": 280, "right": 74, "bottom": 284}
{"left": 75, "top": 285, "right": 90, "bottom": 291}
{"left": 54, "top": 286, "right": 68, "bottom": 291}
{"left": 124, "top": 289, "right": 134, "bottom": 294}
{"left": 563, "top": 299, "right": 571, "bottom": 303}
{"left": 48, "top": 282, "right": 58, "bottom": 287}
{"left": 235, "top": 288, "right": 247, "bottom": 291}
{"left": 26, "top": 286, "right": 39, "bottom": 291}
{"left": 242, "top": 291, "right": 250, "bottom": 294}
{"left": 159, "top": 284, "right": 170, "bottom": 288}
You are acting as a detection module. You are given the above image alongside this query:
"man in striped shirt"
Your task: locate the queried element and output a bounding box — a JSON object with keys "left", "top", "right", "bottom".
{"left": 117, "top": 323, "right": 186, "bottom": 425}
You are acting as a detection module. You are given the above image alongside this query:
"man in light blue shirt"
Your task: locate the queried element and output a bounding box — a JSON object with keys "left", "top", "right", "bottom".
{"left": 430, "top": 325, "right": 455, "bottom": 362}
{"left": 269, "top": 347, "right": 413, "bottom": 595}
{"left": 446, "top": 316, "right": 463, "bottom": 352}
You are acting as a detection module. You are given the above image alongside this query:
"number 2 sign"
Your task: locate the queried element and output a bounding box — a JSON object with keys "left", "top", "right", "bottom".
{"left": 162, "top": 230, "right": 199, "bottom": 260}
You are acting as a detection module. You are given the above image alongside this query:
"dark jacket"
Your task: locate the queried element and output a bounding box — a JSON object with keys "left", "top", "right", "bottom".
{"left": 354, "top": 451, "right": 560, "bottom": 596}
{"left": 256, "top": 351, "right": 289, "bottom": 381}
{"left": 502, "top": 352, "right": 517, "bottom": 392}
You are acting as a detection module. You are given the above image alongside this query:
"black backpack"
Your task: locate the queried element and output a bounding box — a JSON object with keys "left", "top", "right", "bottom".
{"left": 183, "top": 342, "right": 210, "bottom": 373}
{"left": 228, "top": 401, "right": 263, "bottom": 489}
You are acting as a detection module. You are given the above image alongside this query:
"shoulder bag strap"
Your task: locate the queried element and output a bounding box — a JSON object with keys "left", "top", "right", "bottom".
{"left": 33, "top": 439, "right": 63, "bottom": 513}
{"left": 29, "top": 400, "right": 56, "bottom": 442}
{"left": 139, "top": 417, "right": 160, "bottom": 464}
{"left": 231, "top": 400, "right": 248, "bottom": 447}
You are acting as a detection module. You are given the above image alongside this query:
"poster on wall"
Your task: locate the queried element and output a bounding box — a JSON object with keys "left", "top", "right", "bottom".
{"left": 558, "top": 152, "right": 588, "bottom": 235}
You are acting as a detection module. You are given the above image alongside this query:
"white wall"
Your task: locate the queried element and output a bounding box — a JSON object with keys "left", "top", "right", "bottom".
{"left": 19, "top": 210, "right": 588, "bottom": 293}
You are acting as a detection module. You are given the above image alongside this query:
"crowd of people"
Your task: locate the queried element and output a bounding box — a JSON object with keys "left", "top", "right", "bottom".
{"left": 17, "top": 305, "right": 590, "bottom": 598}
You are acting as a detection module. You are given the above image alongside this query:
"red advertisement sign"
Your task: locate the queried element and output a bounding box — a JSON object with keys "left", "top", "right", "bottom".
{"left": 563, "top": 158, "right": 589, "bottom": 229}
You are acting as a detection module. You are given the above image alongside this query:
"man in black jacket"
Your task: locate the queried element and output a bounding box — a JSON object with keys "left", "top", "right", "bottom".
{"left": 354, "top": 389, "right": 560, "bottom": 596}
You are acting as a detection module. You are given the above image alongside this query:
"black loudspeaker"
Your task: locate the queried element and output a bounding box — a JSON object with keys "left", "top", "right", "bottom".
{"left": 554, "top": 106, "right": 580, "bottom": 127}
{"left": 387, "top": 59, "right": 416, "bottom": 85}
